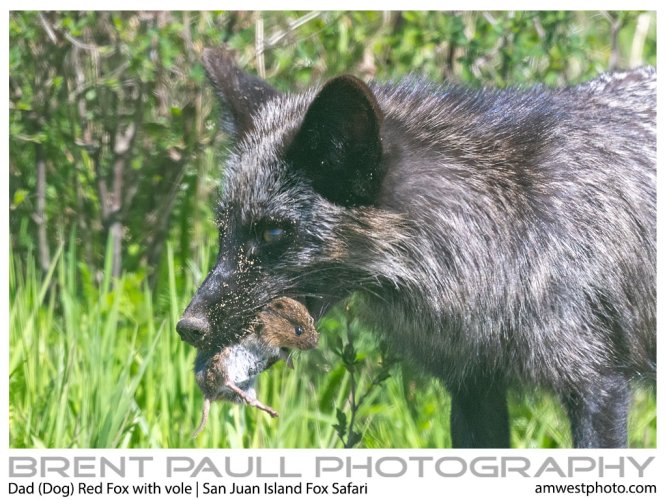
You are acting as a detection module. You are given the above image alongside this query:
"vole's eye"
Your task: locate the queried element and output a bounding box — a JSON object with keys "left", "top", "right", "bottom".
{"left": 294, "top": 326, "right": 303, "bottom": 336}
{"left": 262, "top": 227, "right": 286, "bottom": 243}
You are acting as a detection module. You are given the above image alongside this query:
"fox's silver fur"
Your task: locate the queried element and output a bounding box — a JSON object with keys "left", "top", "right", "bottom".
{"left": 177, "top": 49, "right": 655, "bottom": 448}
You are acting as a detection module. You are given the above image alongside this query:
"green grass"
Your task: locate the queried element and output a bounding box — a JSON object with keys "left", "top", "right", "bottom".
{"left": 9, "top": 239, "right": 656, "bottom": 448}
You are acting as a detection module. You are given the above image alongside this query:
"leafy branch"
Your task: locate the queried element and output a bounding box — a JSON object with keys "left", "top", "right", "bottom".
{"left": 332, "top": 305, "right": 397, "bottom": 448}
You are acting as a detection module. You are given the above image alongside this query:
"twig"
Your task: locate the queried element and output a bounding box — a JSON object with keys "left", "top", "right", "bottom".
{"left": 39, "top": 12, "right": 101, "bottom": 52}
{"left": 38, "top": 13, "right": 58, "bottom": 44}
{"left": 255, "top": 14, "right": 266, "bottom": 79}
{"left": 265, "top": 11, "right": 321, "bottom": 48}
{"left": 608, "top": 13, "right": 622, "bottom": 71}
{"left": 63, "top": 31, "right": 101, "bottom": 52}
{"left": 630, "top": 13, "right": 651, "bottom": 68}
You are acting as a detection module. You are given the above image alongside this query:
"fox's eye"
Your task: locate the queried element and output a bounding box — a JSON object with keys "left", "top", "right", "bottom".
{"left": 262, "top": 227, "right": 286, "bottom": 243}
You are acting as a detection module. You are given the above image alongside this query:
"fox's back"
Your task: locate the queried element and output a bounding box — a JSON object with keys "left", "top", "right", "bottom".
{"left": 363, "top": 68, "right": 656, "bottom": 385}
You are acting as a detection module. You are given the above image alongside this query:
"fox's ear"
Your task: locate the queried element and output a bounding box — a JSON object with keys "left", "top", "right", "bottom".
{"left": 287, "top": 75, "right": 384, "bottom": 207}
{"left": 203, "top": 46, "right": 279, "bottom": 139}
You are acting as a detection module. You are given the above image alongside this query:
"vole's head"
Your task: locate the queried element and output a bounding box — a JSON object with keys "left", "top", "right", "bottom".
{"left": 257, "top": 297, "right": 319, "bottom": 351}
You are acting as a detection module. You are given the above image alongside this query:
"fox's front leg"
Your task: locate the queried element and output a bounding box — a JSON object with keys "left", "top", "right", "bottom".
{"left": 224, "top": 380, "right": 279, "bottom": 418}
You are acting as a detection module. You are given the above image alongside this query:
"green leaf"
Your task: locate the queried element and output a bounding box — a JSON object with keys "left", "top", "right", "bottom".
{"left": 318, "top": 364, "right": 346, "bottom": 412}
{"left": 333, "top": 409, "right": 348, "bottom": 440}
{"left": 347, "top": 431, "right": 362, "bottom": 448}
{"left": 11, "top": 189, "right": 29, "bottom": 209}
{"left": 343, "top": 342, "right": 357, "bottom": 367}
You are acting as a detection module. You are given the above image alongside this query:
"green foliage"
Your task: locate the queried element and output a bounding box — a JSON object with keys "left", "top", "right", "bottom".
{"left": 9, "top": 11, "right": 657, "bottom": 448}
{"left": 9, "top": 241, "right": 656, "bottom": 448}
{"left": 9, "top": 11, "right": 657, "bottom": 278}
{"left": 330, "top": 305, "right": 398, "bottom": 448}
{"left": 10, "top": 12, "right": 223, "bottom": 277}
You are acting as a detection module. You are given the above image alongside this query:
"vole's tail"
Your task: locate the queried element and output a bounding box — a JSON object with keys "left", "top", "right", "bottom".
{"left": 192, "top": 398, "right": 211, "bottom": 438}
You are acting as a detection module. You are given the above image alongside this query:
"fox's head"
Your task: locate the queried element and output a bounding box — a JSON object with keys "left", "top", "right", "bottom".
{"left": 176, "top": 47, "right": 405, "bottom": 358}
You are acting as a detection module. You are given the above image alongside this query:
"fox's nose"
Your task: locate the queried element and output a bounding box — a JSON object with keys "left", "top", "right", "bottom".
{"left": 176, "top": 315, "right": 211, "bottom": 345}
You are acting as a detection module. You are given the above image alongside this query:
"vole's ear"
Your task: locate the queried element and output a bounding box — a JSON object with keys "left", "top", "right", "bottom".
{"left": 286, "top": 75, "right": 384, "bottom": 207}
{"left": 203, "top": 46, "right": 279, "bottom": 139}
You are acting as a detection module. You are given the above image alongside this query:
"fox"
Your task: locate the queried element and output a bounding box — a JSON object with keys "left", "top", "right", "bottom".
{"left": 176, "top": 46, "right": 656, "bottom": 448}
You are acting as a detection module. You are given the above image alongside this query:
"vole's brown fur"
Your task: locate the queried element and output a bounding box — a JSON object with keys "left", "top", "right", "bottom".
{"left": 193, "top": 298, "right": 318, "bottom": 437}
{"left": 257, "top": 297, "right": 319, "bottom": 351}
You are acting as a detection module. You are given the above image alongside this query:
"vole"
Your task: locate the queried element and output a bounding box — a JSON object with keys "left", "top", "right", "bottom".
{"left": 192, "top": 297, "right": 318, "bottom": 437}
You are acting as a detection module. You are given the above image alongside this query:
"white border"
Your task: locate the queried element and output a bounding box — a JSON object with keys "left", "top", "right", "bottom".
{"left": 3, "top": 3, "right": 664, "bottom": 499}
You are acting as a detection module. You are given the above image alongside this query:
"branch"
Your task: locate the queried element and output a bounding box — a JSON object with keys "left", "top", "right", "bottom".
{"left": 265, "top": 11, "right": 321, "bottom": 48}
{"left": 255, "top": 14, "right": 266, "bottom": 79}
{"left": 38, "top": 12, "right": 102, "bottom": 52}
{"left": 630, "top": 13, "right": 651, "bottom": 68}
{"left": 38, "top": 13, "right": 58, "bottom": 44}
{"left": 113, "top": 122, "right": 137, "bottom": 156}
{"left": 608, "top": 13, "right": 622, "bottom": 71}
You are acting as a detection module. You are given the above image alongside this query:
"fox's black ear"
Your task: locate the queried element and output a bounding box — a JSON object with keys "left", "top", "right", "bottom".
{"left": 203, "top": 46, "right": 279, "bottom": 139}
{"left": 287, "top": 75, "right": 384, "bottom": 207}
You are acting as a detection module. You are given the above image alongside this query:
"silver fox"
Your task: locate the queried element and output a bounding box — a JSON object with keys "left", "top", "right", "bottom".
{"left": 177, "top": 47, "right": 656, "bottom": 448}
